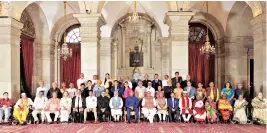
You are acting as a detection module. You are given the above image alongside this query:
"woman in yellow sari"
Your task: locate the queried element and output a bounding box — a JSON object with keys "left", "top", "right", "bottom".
{"left": 218, "top": 94, "right": 232, "bottom": 124}
{"left": 13, "top": 93, "right": 34, "bottom": 125}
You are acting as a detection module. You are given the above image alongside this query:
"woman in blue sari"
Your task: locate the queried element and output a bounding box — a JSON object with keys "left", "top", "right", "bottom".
{"left": 221, "top": 82, "right": 235, "bottom": 105}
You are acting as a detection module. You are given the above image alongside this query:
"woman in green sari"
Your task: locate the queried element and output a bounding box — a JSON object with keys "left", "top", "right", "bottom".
{"left": 205, "top": 96, "right": 217, "bottom": 123}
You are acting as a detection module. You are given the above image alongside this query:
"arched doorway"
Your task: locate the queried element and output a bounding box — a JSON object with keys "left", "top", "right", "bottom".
{"left": 59, "top": 24, "right": 81, "bottom": 89}
{"left": 188, "top": 23, "right": 215, "bottom": 87}
{"left": 20, "top": 10, "right": 35, "bottom": 97}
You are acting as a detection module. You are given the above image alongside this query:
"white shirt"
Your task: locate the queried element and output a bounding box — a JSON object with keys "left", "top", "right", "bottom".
{"left": 142, "top": 97, "right": 157, "bottom": 107}
{"left": 36, "top": 86, "right": 49, "bottom": 97}
{"left": 77, "top": 78, "right": 87, "bottom": 89}
{"left": 109, "top": 97, "right": 123, "bottom": 109}
{"left": 34, "top": 96, "right": 48, "bottom": 109}
{"left": 67, "top": 88, "right": 76, "bottom": 98}
{"left": 146, "top": 86, "right": 155, "bottom": 97}
{"left": 85, "top": 96, "right": 97, "bottom": 108}
{"left": 162, "top": 80, "right": 168, "bottom": 87}
{"left": 124, "top": 80, "right": 133, "bottom": 88}
{"left": 135, "top": 86, "right": 146, "bottom": 98}
{"left": 74, "top": 96, "right": 83, "bottom": 108}
{"left": 92, "top": 79, "right": 97, "bottom": 85}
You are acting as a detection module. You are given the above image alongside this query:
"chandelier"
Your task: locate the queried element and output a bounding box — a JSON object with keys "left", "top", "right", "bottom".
{"left": 199, "top": 1, "right": 215, "bottom": 58}
{"left": 58, "top": 1, "right": 72, "bottom": 61}
{"left": 128, "top": 1, "right": 141, "bottom": 22}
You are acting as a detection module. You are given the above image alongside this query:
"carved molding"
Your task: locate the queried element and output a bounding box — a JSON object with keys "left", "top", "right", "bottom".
{"left": 20, "top": 10, "right": 36, "bottom": 39}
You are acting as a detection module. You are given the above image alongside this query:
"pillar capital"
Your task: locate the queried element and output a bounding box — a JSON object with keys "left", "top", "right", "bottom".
{"left": 164, "top": 12, "right": 195, "bottom": 26}
{"left": 73, "top": 13, "right": 106, "bottom": 27}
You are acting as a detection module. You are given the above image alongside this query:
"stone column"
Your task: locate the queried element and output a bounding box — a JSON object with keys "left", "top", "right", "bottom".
{"left": 100, "top": 37, "right": 112, "bottom": 80}
{"left": 164, "top": 12, "right": 195, "bottom": 79}
{"left": 160, "top": 37, "right": 171, "bottom": 78}
{"left": 73, "top": 13, "right": 106, "bottom": 80}
{"left": 215, "top": 38, "right": 225, "bottom": 89}
{"left": 250, "top": 13, "right": 266, "bottom": 96}
{"left": 111, "top": 39, "right": 118, "bottom": 79}
{"left": 32, "top": 38, "right": 53, "bottom": 95}
{"left": 0, "top": 18, "right": 23, "bottom": 100}
{"left": 223, "top": 36, "right": 253, "bottom": 88}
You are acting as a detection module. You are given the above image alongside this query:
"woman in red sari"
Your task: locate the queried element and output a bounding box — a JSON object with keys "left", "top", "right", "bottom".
{"left": 193, "top": 95, "right": 206, "bottom": 123}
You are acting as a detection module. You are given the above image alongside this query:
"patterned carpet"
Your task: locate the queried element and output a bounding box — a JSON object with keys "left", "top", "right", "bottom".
{"left": 0, "top": 122, "right": 266, "bottom": 133}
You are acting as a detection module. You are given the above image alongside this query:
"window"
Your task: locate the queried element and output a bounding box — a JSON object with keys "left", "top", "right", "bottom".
{"left": 66, "top": 27, "right": 81, "bottom": 43}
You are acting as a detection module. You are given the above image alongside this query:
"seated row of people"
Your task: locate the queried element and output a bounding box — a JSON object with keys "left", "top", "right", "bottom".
{"left": 0, "top": 86, "right": 266, "bottom": 125}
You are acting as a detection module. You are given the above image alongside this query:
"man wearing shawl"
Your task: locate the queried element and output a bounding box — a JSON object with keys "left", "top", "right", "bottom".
{"left": 179, "top": 91, "right": 192, "bottom": 122}
{"left": 45, "top": 92, "right": 60, "bottom": 124}
{"left": 13, "top": 93, "right": 34, "bottom": 125}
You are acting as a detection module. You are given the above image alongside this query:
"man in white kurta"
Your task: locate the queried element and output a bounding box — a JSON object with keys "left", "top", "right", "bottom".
{"left": 84, "top": 91, "right": 98, "bottom": 123}
{"left": 109, "top": 91, "right": 123, "bottom": 122}
{"left": 77, "top": 73, "right": 87, "bottom": 89}
{"left": 32, "top": 91, "right": 48, "bottom": 124}
{"left": 142, "top": 92, "right": 157, "bottom": 123}
{"left": 146, "top": 82, "right": 155, "bottom": 97}
{"left": 179, "top": 91, "right": 193, "bottom": 122}
{"left": 60, "top": 92, "right": 72, "bottom": 123}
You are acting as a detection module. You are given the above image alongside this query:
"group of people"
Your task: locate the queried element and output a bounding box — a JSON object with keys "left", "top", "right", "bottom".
{"left": 0, "top": 72, "right": 266, "bottom": 125}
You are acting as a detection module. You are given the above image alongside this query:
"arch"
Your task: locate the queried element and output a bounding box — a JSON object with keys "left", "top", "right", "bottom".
{"left": 190, "top": 12, "right": 225, "bottom": 41}
{"left": 22, "top": 3, "right": 50, "bottom": 42}
{"left": 50, "top": 14, "right": 80, "bottom": 43}
{"left": 225, "top": 1, "right": 253, "bottom": 37}
{"left": 110, "top": 13, "right": 162, "bottom": 38}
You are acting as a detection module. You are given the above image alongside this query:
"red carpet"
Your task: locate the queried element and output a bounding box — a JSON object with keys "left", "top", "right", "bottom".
{"left": 0, "top": 122, "right": 266, "bottom": 133}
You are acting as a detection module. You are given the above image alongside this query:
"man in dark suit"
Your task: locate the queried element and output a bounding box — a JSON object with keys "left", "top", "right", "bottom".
{"left": 83, "top": 80, "right": 94, "bottom": 98}
{"left": 181, "top": 75, "right": 195, "bottom": 88}
{"left": 111, "top": 80, "right": 124, "bottom": 97}
{"left": 72, "top": 89, "right": 85, "bottom": 123}
{"left": 142, "top": 74, "right": 151, "bottom": 88}
{"left": 164, "top": 80, "right": 173, "bottom": 99}
{"left": 168, "top": 92, "right": 180, "bottom": 122}
{"left": 152, "top": 73, "right": 162, "bottom": 91}
{"left": 171, "top": 72, "right": 183, "bottom": 88}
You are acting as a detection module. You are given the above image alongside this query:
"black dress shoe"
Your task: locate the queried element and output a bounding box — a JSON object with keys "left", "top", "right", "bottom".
{"left": 127, "top": 121, "right": 131, "bottom": 124}
{"left": 134, "top": 120, "right": 138, "bottom": 124}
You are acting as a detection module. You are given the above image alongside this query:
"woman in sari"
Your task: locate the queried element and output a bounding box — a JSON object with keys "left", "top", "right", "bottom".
{"left": 233, "top": 95, "right": 248, "bottom": 124}
{"left": 60, "top": 91, "right": 72, "bottom": 123}
{"left": 252, "top": 92, "right": 266, "bottom": 124}
{"left": 193, "top": 95, "right": 206, "bottom": 123}
{"left": 221, "top": 82, "right": 235, "bottom": 105}
{"left": 218, "top": 94, "right": 233, "bottom": 123}
{"left": 205, "top": 96, "right": 217, "bottom": 123}
{"left": 196, "top": 83, "right": 206, "bottom": 100}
